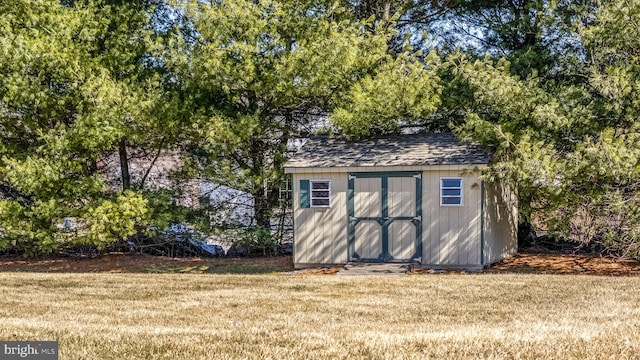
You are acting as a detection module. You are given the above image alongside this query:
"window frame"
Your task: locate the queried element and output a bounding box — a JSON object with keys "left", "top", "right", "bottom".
{"left": 309, "top": 180, "right": 331, "bottom": 208}
{"left": 440, "top": 177, "right": 463, "bottom": 206}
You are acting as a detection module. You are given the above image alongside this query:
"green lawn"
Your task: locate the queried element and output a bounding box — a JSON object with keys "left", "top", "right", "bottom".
{"left": 1, "top": 273, "right": 639, "bottom": 359}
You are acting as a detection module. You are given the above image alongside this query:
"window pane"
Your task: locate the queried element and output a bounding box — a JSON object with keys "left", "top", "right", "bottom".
{"left": 312, "top": 181, "right": 329, "bottom": 189}
{"left": 441, "top": 179, "right": 461, "bottom": 188}
{"left": 442, "top": 196, "right": 461, "bottom": 205}
{"left": 312, "top": 198, "right": 330, "bottom": 206}
{"left": 312, "top": 191, "right": 330, "bottom": 198}
{"left": 442, "top": 189, "right": 461, "bottom": 196}
{"left": 310, "top": 181, "right": 331, "bottom": 207}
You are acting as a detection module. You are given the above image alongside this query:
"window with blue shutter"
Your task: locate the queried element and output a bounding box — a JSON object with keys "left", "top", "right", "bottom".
{"left": 299, "top": 179, "right": 331, "bottom": 208}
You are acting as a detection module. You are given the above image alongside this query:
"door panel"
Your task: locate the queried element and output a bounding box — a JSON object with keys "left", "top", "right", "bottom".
{"left": 348, "top": 173, "right": 422, "bottom": 263}
{"left": 388, "top": 177, "right": 416, "bottom": 217}
{"left": 388, "top": 221, "right": 416, "bottom": 260}
{"left": 354, "top": 178, "right": 381, "bottom": 217}
{"left": 354, "top": 221, "right": 382, "bottom": 260}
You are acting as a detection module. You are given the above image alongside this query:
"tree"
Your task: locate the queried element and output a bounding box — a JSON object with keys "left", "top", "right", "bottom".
{"left": 564, "top": 0, "right": 640, "bottom": 255}
{"left": 167, "top": 0, "right": 397, "bottom": 228}
{"left": 391, "top": 0, "right": 601, "bottom": 80}
{"left": 0, "top": 0, "right": 166, "bottom": 254}
{"left": 447, "top": 0, "right": 640, "bottom": 256}
{"left": 449, "top": 55, "right": 579, "bottom": 228}
{"left": 330, "top": 50, "right": 443, "bottom": 138}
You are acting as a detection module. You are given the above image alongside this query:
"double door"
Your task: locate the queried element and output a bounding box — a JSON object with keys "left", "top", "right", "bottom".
{"left": 348, "top": 172, "right": 422, "bottom": 262}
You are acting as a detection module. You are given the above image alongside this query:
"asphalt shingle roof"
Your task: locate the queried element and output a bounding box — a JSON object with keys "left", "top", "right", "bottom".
{"left": 285, "top": 133, "right": 491, "bottom": 168}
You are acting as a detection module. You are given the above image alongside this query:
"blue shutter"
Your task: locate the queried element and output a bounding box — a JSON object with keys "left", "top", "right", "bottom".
{"left": 300, "top": 180, "right": 310, "bottom": 208}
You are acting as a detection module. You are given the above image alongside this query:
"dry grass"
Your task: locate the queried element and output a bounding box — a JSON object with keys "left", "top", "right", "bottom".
{"left": 1, "top": 273, "right": 640, "bottom": 359}
{"left": 0, "top": 254, "right": 293, "bottom": 274}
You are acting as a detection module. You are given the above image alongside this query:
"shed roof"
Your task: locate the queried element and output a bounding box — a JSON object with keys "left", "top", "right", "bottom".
{"left": 285, "top": 133, "right": 491, "bottom": 168}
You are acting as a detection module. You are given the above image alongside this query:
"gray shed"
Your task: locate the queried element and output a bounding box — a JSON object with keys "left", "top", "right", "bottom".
{"left": 284, "top": 133, "right": 517, "bottom": 270}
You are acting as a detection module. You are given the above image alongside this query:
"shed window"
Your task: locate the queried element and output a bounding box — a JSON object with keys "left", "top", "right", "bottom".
{"left": 440, "top": 178, "right": 463, "bottom": 206}
{"left": 310, "top": 180, "right": 331, "bottom": 207}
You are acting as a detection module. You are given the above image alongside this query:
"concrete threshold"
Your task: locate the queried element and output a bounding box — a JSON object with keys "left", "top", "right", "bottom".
{"left": 338, "top": 263, "right": 410, "bottom": 275}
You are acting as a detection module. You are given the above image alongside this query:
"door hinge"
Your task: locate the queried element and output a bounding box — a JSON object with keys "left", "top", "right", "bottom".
{"left": 413, "top": 173, "right": 422, "bottom": 179}
{"left": 348, "top": 174, "right": 356, "bottom": 180}
{"left": 412, "top": 216, "right": 422, "bottom": 222}
{"left": 413, "top": 256, "right": 422, "bottom": 263}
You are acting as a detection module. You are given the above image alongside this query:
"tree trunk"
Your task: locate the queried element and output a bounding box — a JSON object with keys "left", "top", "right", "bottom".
{"left": 524, "top": 32, "right": 537, "bottom": 48}
{"left": 517, "top": 192, "right": 535, "bottom": 246}
{"left": 119, "top": 139, "right": 131, "bottom": 191}
{"left": 383, "top": 0, "right": 390, "bottom": 22}
{"left": 253, "top": 187, "right": 271, "bottom": 229}
{"left": 86, "top": 159, "right": 98, "bottom": 175}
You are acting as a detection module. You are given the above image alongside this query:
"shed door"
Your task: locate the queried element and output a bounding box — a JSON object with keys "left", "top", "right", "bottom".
{"left": 348, "top": 173, "right": 422, "bottom": 262}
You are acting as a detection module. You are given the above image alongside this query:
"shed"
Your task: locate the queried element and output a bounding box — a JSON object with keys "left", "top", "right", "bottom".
{"left": 284, "top": 133, "right": 517, "bottom": 270}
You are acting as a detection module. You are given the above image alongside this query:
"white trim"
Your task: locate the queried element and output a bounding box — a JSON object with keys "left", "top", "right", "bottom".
{"left": 440, "top": 177, "right": 463, "bottom": 206}
{"left": 310, "top": 180, "right": 331, "bottom": 208}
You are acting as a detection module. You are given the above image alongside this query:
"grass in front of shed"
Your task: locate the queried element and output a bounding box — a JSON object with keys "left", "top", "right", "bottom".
{"left": 1, "top": 273, "right": 639, "bottom": 359}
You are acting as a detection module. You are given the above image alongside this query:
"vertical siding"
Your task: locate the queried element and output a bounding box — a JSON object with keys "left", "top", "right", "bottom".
{"left": 354, "top": 178, "right": 382, "bottom": 217}
{"left": 291, "top": 167, "right": 495, "bottom": 267}
{"left": 422, "top": 169, "right": 482, "bottom": 266}
{"left": 483, "top": 180, "right": 518, "bottom": 264}
{"left": 388, "top": 177, "right": 417, "bottom": 260}
{"left": 292, "top": 172, "right": 348, "bottom": 266}
{"left": 352, "top": 178, "right": 384, "bottom": 260}
{"left": 354, "top": 222, "right": 382, "bottom": 258}
{"left": 388, "top": 221, "right": 416, "bottom": 259}
{"left": 388, "top": 177, "right": 415, "bottom": 217}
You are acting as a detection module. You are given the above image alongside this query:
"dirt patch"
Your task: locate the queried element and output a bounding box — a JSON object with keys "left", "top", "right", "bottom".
{"left": 486, "top": 251, "right": 640, "bottom": 276}
{"left": 297, "top": 267, "right": 342, "bottom": 275}
{"left": 1, "top": 251, "right": 639, "bottom": 276}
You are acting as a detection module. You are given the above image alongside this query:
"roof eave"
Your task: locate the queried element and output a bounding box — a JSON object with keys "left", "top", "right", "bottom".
{"left": 284, "top": 163, "right": 489, "bottom": 174}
